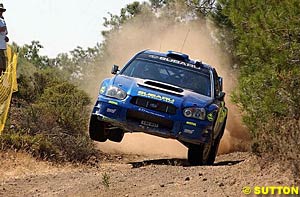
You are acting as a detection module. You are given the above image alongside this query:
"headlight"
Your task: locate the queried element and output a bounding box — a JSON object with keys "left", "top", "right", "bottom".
{"left": 183, "top": 107, "right": 206, "bottom": 120}
{"left": 105, "top": 86, "right": 127, "bottom": 100}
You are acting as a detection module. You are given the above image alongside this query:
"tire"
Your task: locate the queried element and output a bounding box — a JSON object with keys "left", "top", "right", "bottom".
{"left": 188, "top": 141, "right": 213, "bottom": 166}
{"left": 108, "top": 128, "right": 124, "bottom": 143}
{"left": 188, "top": 144, "right": 203, "bottom": 165}
{"left": 206, "top": 117, "right": 227, "bottom": 164}
{"left": 89, "top": 115, "right": 107, "bottom": 142}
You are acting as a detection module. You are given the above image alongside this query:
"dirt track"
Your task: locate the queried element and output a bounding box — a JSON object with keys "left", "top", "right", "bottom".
{"left": 0, "top": 149, "right": 295, "bottom": 197}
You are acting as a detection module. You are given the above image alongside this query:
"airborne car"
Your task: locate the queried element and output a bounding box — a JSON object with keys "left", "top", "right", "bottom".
{"left": 89, "top": 50, "right": 227, "bottom": 165}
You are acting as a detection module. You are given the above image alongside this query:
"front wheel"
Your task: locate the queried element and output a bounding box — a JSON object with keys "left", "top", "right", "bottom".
{"left": 89, "top": 115, "right": 107, "bottom": 142}
{"left": 108, "top": 128, "right": 124, "bottom": 143}
{"left": 206, "top": 117, "right": 227, "bottom": 164}
{"left": 188, "top": 141, "right": 213, "bottom": 166}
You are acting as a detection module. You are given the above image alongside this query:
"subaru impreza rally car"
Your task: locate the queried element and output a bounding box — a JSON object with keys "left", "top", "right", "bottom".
{"left": 89, "top": 50, "right": 227, "bottom": 165}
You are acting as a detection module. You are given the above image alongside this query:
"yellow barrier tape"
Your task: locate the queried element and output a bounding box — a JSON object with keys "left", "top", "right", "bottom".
{"left": 0, "top": 46, "right": 18, "bottom": 133}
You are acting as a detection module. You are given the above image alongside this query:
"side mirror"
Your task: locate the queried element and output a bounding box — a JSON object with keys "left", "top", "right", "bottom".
{"left": 216, "top": 91, "right": 225, "bottom": 101}
{"left": 111, "top": 65, "right": 119, "bottom": 75}
{"left": 218, "top": 77, "right": 223, "bottom": 92}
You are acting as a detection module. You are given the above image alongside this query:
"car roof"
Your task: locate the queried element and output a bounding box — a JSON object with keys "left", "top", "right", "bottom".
{"left": 140, "top": 50, "right": 214, "bottom": 71}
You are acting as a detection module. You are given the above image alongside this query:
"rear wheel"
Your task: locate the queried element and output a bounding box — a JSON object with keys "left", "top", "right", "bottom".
{"left": 89, "top": 115, "right": 107, "bottom": 142}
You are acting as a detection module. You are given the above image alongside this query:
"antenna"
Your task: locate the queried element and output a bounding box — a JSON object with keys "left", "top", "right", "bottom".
{"left": 159, "top": 27, "right": 164, "bottom": 52}
{"left": 159, "top": 37, "right": 162, "bottom": 52}
{"left": 180, "top": 29, "right": 190, "bottom": 52}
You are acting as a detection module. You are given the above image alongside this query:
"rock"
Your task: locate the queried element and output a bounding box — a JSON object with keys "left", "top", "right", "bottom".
{"left": 219, "top": 183, "right": 225, "bottom": 187}
{"left": 185, "top": 177, "right": 190, "bottom": 181}
{"left": 276, "top": 180, "right": 283, "bottom": 184}
{"left": 160, "top": 184, "right": 165, "bottom": 187}
{"left": 229, "top": 179, "right": 236, "bottom": 186}
{"left": 199, "top": 173, "right": 203, "bottom": 176}
{"left": 203, "top": 178, "right": 207, "bottom": 181}
{"left": 203, "top": 189, "right": 207, "bottom": 192}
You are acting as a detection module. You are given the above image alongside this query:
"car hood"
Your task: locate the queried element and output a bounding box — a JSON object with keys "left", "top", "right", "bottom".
{"left": 112, "top": 75, "right": 214, "bottom": 108}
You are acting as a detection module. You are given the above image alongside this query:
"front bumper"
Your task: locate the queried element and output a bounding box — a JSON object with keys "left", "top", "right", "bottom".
{"left": 92, "top": 96, "right": 213, "bottom": 145}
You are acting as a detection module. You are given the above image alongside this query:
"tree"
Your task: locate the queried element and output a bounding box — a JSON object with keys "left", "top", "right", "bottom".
{"left": 19, "top": 41, "right": 50, "bottom": 69}
{"left": 102, "top": 1, "right": 143, "bottom": 37}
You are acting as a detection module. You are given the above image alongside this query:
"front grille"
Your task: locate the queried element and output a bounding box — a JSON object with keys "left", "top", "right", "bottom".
{"left": 126, "top": 109, "right": 173, "bottom": 130}
{"left": 130, "top": 96, "right": 177, "bottom": 115}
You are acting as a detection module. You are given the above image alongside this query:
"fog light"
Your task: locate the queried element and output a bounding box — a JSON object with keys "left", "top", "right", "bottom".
{"left": 183, "top": 109, "right": 193, "bottom": 117}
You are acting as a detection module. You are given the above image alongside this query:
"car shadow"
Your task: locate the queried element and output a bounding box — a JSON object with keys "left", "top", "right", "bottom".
{"left": 129, "top": 158, "right": 189, "bottom": 168}
{"left": 128, "top": 158, "right": 244, "bottom": 168}
{"left": 213, "top": 160, "right": 244, "bottom": 166}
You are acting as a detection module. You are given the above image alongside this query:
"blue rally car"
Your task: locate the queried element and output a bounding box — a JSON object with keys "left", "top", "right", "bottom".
{"left": 89, "top": 50, "right": 228, "bottom": 165}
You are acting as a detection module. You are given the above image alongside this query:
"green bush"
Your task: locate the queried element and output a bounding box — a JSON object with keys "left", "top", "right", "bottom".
{"left": 220, "top": 0, "right": 300, "bottom": 178}
{"left": 16, "top": 68, "right": 67, "bottom": 103}
{"left": 36, "top": 82, "right": 91, "bottom": 134}
{"left": 3, "top": 68, "right": 99, "bottom": 163}
{"left": 0, "top": 129, "right": 98, "bottom": 162}
{"left": 223, "top": 0, "right": 300, "bottom": 129}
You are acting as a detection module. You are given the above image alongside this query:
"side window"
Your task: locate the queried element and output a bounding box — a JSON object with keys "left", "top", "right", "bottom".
{"left": 213, "top": 70, "right": 220, "bottom": 97}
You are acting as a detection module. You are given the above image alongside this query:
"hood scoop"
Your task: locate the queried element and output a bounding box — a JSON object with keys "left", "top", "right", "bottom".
{"left": 144, "top": 81, "right": 184, "bottom": 93}
{"left": 139, "top": 80, "right": 184, "bottom": 96}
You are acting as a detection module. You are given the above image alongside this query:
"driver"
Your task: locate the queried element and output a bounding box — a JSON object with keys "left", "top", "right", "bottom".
{"left": 143, "top": 64, "right": 158, "bottom": 80}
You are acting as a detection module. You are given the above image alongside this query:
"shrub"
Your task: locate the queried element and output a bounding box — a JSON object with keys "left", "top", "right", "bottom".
{"left": 0, "top": 130, "right": 58, "bottom": 160}
{"left": 3, "top": 68, "right": 99, "bottom": 163}
{"left": 36, "top": 82, "right": 91, "bottom": 134}
{"left": 253, "top": 117, "right": 300, "bottom": 181}
{"left": 16, "top": 68, "right": 67, "bottom": 103}
{"left": 220, "top": 0, "right": 300, "bottom": 179}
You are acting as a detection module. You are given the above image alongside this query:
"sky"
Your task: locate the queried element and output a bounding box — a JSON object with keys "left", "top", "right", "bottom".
{"left": 3, "top": 0, "right": 142, "bottom": 57}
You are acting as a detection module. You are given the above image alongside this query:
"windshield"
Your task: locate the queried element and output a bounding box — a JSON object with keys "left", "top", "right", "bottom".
{"left": 121, "top": 59, "right": 211, "bottom": 97}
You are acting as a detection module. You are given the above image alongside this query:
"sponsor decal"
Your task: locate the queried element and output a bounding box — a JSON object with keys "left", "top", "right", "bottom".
{"left": 183, "top": 129, "right": 194, "bottom": 134}
{"left": 218, "top": 108, "right": 227, "bottom": 123}
{"left": 100, "top": 86, "right": 106, "bottom": 94}
{"left": 207, "top": 113, "right": 214, "bottom": 121}
{"left": 108, "top": 100, "right": 118, "bottom": 105}
{"left": 186, "top": 121, "right": 197, "bottom": 127}
{"left": 137, "top": 90, "right": 175, "bottom": 104}
{"left": 138, "top": 108, "right": 165, "bottom": 118}
{"left": 106, "top": 108, "right": 117, "bottom": 114}
{"left": 149, "top": 103, "right": 158, "bottom": 109}
{"left": 148, "top": 55, "right": 200, "bottom": 70}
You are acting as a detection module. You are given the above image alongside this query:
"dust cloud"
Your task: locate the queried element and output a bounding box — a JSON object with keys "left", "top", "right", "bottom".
{"left": 89, "top": 16, "right": 250, "bottom": 158}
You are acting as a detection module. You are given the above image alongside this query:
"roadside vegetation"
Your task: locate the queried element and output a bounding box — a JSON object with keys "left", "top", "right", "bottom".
{"left": 0, "top": 0, "right": 299, "bottom": 181}
{"left": 218, "top": 0, "right": 300, "bottom": 180}
{"left": 1, "top": 44, "right": 99, "bottom": 163}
